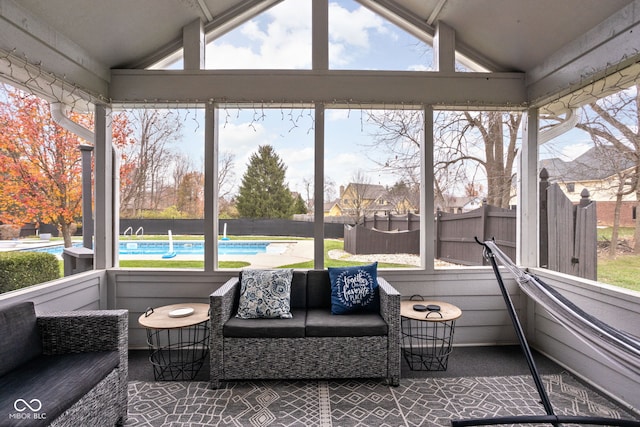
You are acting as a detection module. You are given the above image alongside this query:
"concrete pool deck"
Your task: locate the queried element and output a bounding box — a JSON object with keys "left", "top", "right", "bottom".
{"left": 219, "top": 240, "right": 314, "bottom": 268}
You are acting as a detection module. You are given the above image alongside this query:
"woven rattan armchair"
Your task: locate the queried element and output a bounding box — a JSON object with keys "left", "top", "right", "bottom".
{"left": 0, "top": 302, "right": 128, "bottom": 427}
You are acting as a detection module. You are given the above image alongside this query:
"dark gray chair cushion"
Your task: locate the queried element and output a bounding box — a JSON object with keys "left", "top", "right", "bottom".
{"left": 0, "top": 301, "right": 42, "bottom": 378}
{"left": 306, "top": 270, "right": 332, "bottom": 309}
{"left": 224, "top": 309, "right": 307, "bottom": 338}
{"left": 305, "top": 309, "right": 388, "bottom": 337}
{"left": 0, "top": 351, "right": 119, "bottom": 427}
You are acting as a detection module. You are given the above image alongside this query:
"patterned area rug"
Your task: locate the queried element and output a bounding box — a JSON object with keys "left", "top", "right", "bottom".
{"left": 125, "top": 373, "right": 638, "bottom": 426}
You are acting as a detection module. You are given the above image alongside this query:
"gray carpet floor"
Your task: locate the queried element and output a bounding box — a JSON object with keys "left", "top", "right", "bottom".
{"left": 126, "top": 346, "right": 640, "bottom": 426}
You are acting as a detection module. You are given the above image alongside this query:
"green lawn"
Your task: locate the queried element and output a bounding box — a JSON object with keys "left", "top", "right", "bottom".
{"left": 598, "top": 255, "right": 640, "bottom": 293}
{"left": 597, "top": 226, "right": 635, "bottom": 241}
{"left": 595, "top": 227, "right": 640, "bottom": 292}
{"left": 119, "top": 260, "right": 250, "bottom": 269}
{"left": 58, "top": 260, "right": 250, "bottom": 274}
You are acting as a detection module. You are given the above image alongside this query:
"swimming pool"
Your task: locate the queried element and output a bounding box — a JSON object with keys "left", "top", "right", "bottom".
{"left": 119, "top": 241, "right": 270, "bottom": 255}
{"left": 22, "top": 240, "right": 277, "bottom": 257}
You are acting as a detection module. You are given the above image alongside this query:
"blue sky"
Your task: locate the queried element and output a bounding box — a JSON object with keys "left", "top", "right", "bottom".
{"left": 205, "top": 0, "right": 433, "bottom": 71}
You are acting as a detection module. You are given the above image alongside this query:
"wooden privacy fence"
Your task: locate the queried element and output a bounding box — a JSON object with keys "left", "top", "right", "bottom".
{"left": 540, "top": 179, "right": 597, "bottom": 280}
{"left": 435, "top": 203, "right": 516, "bottom": 266}
{"left": 362, "top": 213, "right": 420, "bottom": 231}
{"left": 344, "top": 225, "right": 420, "bottom": 255}
{"left": 344, "top": 213, "right": 420, "bottom": 255}
{"left": 344, "top": 171, "right": 597, "bottom": 278}
{"left": 434, "top": 169, "right": 596, "bottom": 278}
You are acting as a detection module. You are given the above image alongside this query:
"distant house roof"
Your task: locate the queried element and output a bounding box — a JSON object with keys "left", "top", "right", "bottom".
{"left": 442, "top": 195, "right": 479, "bottom": 208}
{"left": 540, "top": 146, "right": 635, "bottom": 182}
{"left": 435, "top": 194, "right": 483, "bottom": 212}
{"left": 341, "top": 183, "right": 387, "bottom": 199}
{"left": 324, "top": 200, "right": 339, "bottom": 212}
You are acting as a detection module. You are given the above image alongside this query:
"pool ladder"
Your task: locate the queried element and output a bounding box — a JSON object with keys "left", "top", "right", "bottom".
{"left": 122, "top": 226, "right": 143, "bottom": 238}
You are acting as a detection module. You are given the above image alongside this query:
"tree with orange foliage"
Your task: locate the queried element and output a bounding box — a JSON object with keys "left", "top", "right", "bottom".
{"left": 0, "top": 84, "right": 132, "bottom": 247}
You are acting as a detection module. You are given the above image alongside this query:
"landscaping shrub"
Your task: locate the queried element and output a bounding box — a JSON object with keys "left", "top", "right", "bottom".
{"left": 0, "top": 252, "right": 60, "bottom": 293}
{"left": 0, "top": 224, "right": 20, "bottom": 240}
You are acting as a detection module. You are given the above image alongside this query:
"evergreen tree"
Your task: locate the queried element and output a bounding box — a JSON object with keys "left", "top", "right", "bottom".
{"left": 292, "top": 193, "right": 308, "bottom": 214}
{"left": 236, "top": 145, "right": 294, "bottom": 218}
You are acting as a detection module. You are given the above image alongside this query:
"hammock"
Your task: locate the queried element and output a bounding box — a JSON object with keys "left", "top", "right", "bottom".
{"left": 484, "top": 240, "right": 640, "bottom": 378}
{"left": 452, "top": 239, "right": 640, "bottom": 427}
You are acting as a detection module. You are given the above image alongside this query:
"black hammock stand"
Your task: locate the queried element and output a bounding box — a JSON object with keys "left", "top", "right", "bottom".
{"left": 451, "top": 238, "right": 640, "bottom": 427}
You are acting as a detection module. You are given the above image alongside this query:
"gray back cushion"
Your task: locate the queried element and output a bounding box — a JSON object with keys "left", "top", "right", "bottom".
{"left": 289, "top": 271, "right": 308, "bottom": 309}
{"left": 0, "top": 301, "right": 43, "bottom": 377}
{"left": 306, "top": 270, "right": 332, "bottom": 309}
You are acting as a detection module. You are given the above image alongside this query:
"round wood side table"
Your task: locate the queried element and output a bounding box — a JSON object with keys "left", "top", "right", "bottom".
{"left": 138, "top": 303, "right": 210, "bottom": 380}
{"left": 400, "top": 300, "right": 462, "bottom": 371}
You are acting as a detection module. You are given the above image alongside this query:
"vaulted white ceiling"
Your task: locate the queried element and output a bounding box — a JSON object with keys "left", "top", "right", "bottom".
{"left": 5, "top": 0, "right": 632, "bottom": 71}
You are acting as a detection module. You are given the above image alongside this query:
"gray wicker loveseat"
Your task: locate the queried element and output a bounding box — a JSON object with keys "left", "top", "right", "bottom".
{"left": 209, "top": 268, "right": 400, "bottom": 389}
{"left": 0, "top": 301, "right": 128, "bottom": 426}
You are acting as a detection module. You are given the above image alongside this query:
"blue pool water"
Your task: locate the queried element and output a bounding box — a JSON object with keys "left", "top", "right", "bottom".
{"left": 22, "top": 241, "right": 271, "bottom": 256}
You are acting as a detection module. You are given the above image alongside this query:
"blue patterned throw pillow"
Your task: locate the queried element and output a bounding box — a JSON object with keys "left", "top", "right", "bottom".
{"left": 236, "top": 269, "right": 294, "bottom": 319}
{"left": 329, "top": 262, "right": 379, "bottom": 315}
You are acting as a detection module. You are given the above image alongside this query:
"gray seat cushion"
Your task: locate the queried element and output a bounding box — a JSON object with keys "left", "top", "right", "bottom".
{"left": 0, "top": 351, "right": 119, "bottom": 427}
{"left": 0, "top": 301, "right": 42, "bottom": 378}
{"left": 305, "top": 309, "right": 388, "bottom": 337}
{"left": 224, "top": 309, "right": 307, "bottom": 338}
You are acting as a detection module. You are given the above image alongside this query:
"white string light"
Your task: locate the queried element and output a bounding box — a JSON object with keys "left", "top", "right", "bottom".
{"left": 2, "top": 47, "right": 639, "bottom": 123}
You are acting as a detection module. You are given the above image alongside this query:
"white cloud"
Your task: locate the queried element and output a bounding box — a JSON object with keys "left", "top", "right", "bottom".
{"left": 325, "top": 152, "right": 364, "bottom": 187}
{"left": 328, "top": 2, "right": 392, "bottom": 66}
{"left": 206, "top": 1, "right": 312, "bottom": 69}
{"left": 326, "top": 109, "right": 351, "bottom": 121}
{"left": 206, "top": 0, "right": 397, "bottom": 70}
{"left": 266, "top": 0, "right": 312, "bottom": 27}
{"left": 408, "top": 64, "right": 432, "bottom": 71}
{"left": 219, "top": 120, "right": 272, "bottom": 165}
{"left": 279, "top": 146, "right": 315, "bottom": 193}
{"left": 539, "top": 127, "right": 594, "bottom": 161}
{"left": 218, "top": 108, "right": 316, "bottom": 194}
{"left": 329, "top": 2, "right": 388, "bottom": 48}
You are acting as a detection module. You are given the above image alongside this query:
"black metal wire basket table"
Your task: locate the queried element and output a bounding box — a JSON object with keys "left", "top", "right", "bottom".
{"left": 139, "top": 303, "right": 210, "bottom": 381}
{"left": 400, "top": 300, "right": 462, "bottom": 371}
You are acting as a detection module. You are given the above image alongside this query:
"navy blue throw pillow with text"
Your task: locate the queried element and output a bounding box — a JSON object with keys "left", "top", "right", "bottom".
{"left": 329, "top": 262, "right": 379, "bottom": 314}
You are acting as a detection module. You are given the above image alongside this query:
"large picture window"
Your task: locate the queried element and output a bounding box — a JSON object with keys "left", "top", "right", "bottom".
{"left": 324, "top": 107, "right": 423, "bottom": 268}
{"left": 433, "top": 110, "right": 521, "bottom": 268}
{"left": 216, "top": 105, "right": 315, "bottom": 270}
{"left": 539, "top": 82, "right": 640, "bottom": 291}
{"left": 115, "top": 106, "right": 205, "bottom": 269}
